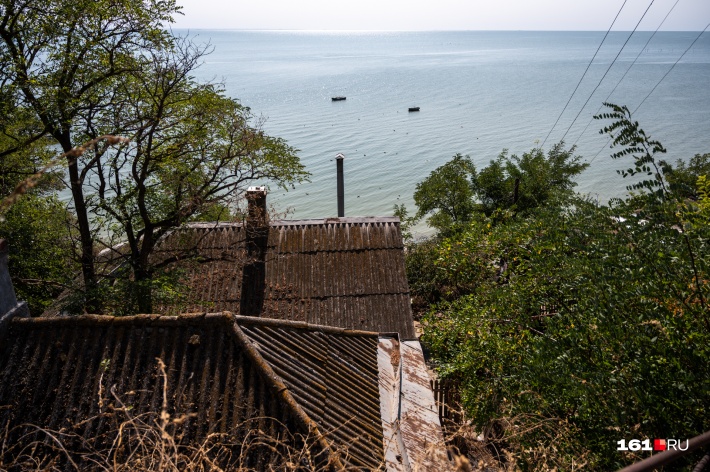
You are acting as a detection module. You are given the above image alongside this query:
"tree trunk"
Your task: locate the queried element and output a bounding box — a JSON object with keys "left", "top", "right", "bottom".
{"left": 61, "top": 135, "right": 101, "bottom": 314}
{"left": 134, "top": 229, "right": 155, "bottom": 314}
{"left": 133, "top": 266, "right": 153, "bottom": 314}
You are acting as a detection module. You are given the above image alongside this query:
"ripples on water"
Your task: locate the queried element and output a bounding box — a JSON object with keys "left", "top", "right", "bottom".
{"left": 182, "top": 30, "right": 710, "bottom": 236}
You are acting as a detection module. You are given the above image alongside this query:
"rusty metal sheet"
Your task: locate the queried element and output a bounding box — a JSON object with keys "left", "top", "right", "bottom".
{"left": 238, "top": 317, "right": 386, "bottom": 470}
{"left": 399, "top": 340, "right": 452, "bottom": 471}
{"left": 139, "top": 218, "right": 415, "bottom": 338}
{"left": 0, "top": 313, "right": 310, "bottom": 469}
{"left": 378, "top": 336, "right": 407, "bottom": 472}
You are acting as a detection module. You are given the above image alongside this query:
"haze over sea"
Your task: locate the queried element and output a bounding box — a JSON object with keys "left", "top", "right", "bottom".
{"left": 182, "top": 30, "right": 710, "bottom": 235}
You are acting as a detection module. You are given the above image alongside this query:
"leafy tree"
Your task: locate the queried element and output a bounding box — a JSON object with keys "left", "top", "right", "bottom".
{"left": 0, "top": 194, "right": 77, "bottom": 314}
{"left": 410, "top": 144, "right": 587, "bottom": 237}
{"left": 661, "top": 152, "right": 710, "bottom": 200}
{"left": 698, "top": 174, "right": 710, "bottom": 216}
{"left": 417, "top": 105, "right": 709, "bottom": 469}
{"left": 83, "top": 42, "right": 307, "bottom": 313}
{"left": 413, "top": 153, "right": 477, "bottom": 234}
{"left": 0, "top": 1, "right": 308, "bottom": 314}
{"left": 474, "top": 143, "right": 588, "bottom": 216}
{"left": 0, "top": 0, "right": 179, "bottom": 312}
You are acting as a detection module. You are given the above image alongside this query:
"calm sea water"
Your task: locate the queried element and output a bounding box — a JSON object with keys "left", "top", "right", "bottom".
{"left": 181, "top": 30, "right": 710, "bottom": 235}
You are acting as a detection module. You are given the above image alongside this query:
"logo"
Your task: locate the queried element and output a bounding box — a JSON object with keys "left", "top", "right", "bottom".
{"left": 617, "top": 439, "right": 689, "bottom": 452}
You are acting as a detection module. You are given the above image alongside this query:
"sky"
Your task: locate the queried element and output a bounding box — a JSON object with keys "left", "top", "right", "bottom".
{"left": 172, "top": 0, "right": 710, "bottom": 31}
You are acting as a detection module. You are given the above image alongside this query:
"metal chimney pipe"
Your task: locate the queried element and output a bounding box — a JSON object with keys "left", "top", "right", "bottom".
{"left": 336, "top": 153, "right": 345, "bottom": 217}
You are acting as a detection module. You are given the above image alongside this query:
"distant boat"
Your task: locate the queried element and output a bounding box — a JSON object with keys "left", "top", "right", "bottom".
{"left": 332, "top": 96, "right": 346, "bottom": 101}
{"left": 408, "top": 107, "right": 420, "bottom": 112}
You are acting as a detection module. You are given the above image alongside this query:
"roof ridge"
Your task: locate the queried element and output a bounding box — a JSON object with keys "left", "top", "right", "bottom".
{"left": 270, "top": 216, "right": 400, "bottom": 226}
{"left": 234, "top": 315, "right": 391, "bottom": 337}
{"left": 227, "top": 319, "right": 347, "bottom": 470}
{"left": 179, "top": 216, "right": 401, "bottom": 229}
{"left": 10, "top": 312, "right": 401, "bottom": 339}
{"left": 12, "top": 312, "right": 234, "bottom": 326}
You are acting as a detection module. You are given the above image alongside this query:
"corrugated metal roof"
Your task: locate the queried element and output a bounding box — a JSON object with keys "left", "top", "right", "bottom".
{"left": 0, "top": 312, "right": 389, "bottom": 470}
{"left": 237, "top": 316, "right": 385, "bottom": 469}
{"left": 152, "top": 217, "right": 415, "bottom": 338}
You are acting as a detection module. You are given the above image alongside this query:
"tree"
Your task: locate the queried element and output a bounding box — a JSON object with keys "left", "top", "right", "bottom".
{"left": 473, "top": 143, "right": 587, "bottom": 216}
{"left": 413, "top": 153, "right": 477, "bottom": 233}
{"left": 0, "top": 194, "right": 77, "bottom": 314}
{"left": 415, "top": 106, "right": 708, "bottom": 469}
{"left": 0, "top": 0, "right": 179, "bottom": 312}
{"left": 410, "top": 144, "right": 587, "bottom": 236}
{"left": 661, "top": 153, "right": 710, "bottom": 201}
{"left": 83, "top": 41, "right": 307, "bottom": 313}
{"left": 0, "top": 0, "right": 308, "bottom": 314}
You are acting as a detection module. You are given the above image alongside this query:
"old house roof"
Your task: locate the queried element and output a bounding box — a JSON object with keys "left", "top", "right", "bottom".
{"left": 0, "top": 311, "right": 449, "bottom": 470}
{"left": 149, "top": 217, "right": 416, "bottom": 339}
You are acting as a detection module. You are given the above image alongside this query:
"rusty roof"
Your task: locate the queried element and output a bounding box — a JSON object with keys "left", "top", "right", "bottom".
{"left": 149, "top": 217, "right": 415, "bottom": 339}
{"left": 237, "top": 316, "right": 385, "bottom": 468}
{"left": 0, "top": 312, "right": 392, "bottom": 470}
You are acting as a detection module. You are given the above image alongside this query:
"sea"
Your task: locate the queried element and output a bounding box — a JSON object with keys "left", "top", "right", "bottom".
{"left": 179, "top": 30, "right": 710, "bottom": 236}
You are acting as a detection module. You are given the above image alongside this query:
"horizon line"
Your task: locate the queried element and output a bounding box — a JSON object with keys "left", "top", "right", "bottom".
{"left": 170, "top": 27, "right": 708, "bottom": 33}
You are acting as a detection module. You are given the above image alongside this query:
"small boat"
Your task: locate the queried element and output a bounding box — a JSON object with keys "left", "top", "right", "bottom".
{"left": 331, "top": 96, "right": 346, "bottom": 101}
{"left": 408, "top": 107, "right": 420, "bottom": 112}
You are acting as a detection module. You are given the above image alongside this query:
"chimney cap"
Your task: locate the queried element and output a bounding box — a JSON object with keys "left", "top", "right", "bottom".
{"left": 335, "top": 153, "right": 345, "bottom": 160}
{"left": 247, "top": 186, "right": 267, "bottom": 193}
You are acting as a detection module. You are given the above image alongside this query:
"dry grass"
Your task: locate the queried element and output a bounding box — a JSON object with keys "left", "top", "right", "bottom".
{"left": 0, "top": 359, "right": 360, "bottom": 472}
{"left": 436, "top": 403, "right": 593, "bottom": 472}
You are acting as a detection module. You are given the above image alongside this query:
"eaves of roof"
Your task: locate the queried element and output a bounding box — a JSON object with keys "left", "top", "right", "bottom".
{"left": 0, "top": 311, "right": 450, "bottom": 470}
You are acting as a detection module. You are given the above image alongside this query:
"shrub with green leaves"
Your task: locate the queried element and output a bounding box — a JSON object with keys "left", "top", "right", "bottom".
{"left": 418, "top": 104, "right": 709, "bottom": 470}
{"left": 0, "top": 194, "right": 77, "bottom": 314}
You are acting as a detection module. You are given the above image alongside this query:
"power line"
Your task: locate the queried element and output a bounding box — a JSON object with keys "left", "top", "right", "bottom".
{"left": 559, "top": 0, "right": 657, "bottom": 144}
{"left": 632, "top": 24, "right": 709, "bottom": 114}
{"left": 587, "top": 23, "right": 709, "bottom": 167}
{"left": 540, "top": 0, "right": 629, "bottom": 148}
{"left": 573, "top": 0, "right": 681, "bottom": 147}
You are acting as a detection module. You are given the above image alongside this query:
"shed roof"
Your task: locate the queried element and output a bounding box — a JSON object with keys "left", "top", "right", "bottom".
{"left": 0, "top": 313, "right": 324, "bottom": 469}
{"left": 0, "top": 311, "right": 448, "bottom": 470}
{"left": 150, "top": 217, "right": 416, "bottom": 339}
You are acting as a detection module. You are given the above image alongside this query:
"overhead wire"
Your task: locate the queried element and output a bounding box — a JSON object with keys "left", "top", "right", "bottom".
{"left": 588, "top": 24, "right": 710, "bottom": 166}
{"left": 632, "top": 23, "right": 709, "bottom": 114}
{"left": 572, "top": 0, "right": 681, "bottom": 147}
{"left": 540, "top": 0, "right": 629, "bottom": 148}
{"left": 558, "top": 0, "right": 657, "bottom": 144}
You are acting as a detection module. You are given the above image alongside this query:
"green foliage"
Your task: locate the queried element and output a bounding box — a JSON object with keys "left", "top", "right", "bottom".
{"left": 661, "top": 153, "right": 710, "bottom": 200}
{"left": 0, "top": 194, "right": 77, "bottom": 314}
{"left": 413, "top": 153, "right": 477, "bottom": 234}
{"left": 0, "top": 0, "right": 183, "bottom": 312}
{"left": 595, "top": 102, "right": 669, "bottom": 198}
{"left": 474, "top": 143, "right": 588, "bottom": 217}
{"left": 416, "top": 106, "right": 709, "bottom": 470}
{"left": 79, "top": 43, "right": 308, "bottom": 314}
{"left": 698, "top": 174, "right": 710, "bottom": 216}
{"left": 423, "top": 197, "right": 709, "bottom": 470}
{"left": 410, "top": 144, "right": 587, "bottom": 236}
{"left": 0, "top": 1, "right": 309, "bottom": 314}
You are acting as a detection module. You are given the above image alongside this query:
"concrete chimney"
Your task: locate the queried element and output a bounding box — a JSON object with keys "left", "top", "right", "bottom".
{"left": 336, "top": 153, "right": 345, "bottom": 218}
{"left": 241, "top": 187, "right": 268, "bottom": 317}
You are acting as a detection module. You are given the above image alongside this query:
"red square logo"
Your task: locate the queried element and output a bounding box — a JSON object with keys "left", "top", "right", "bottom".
{"left": 654, "top": 439, "right": 666, "bottom": 451}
